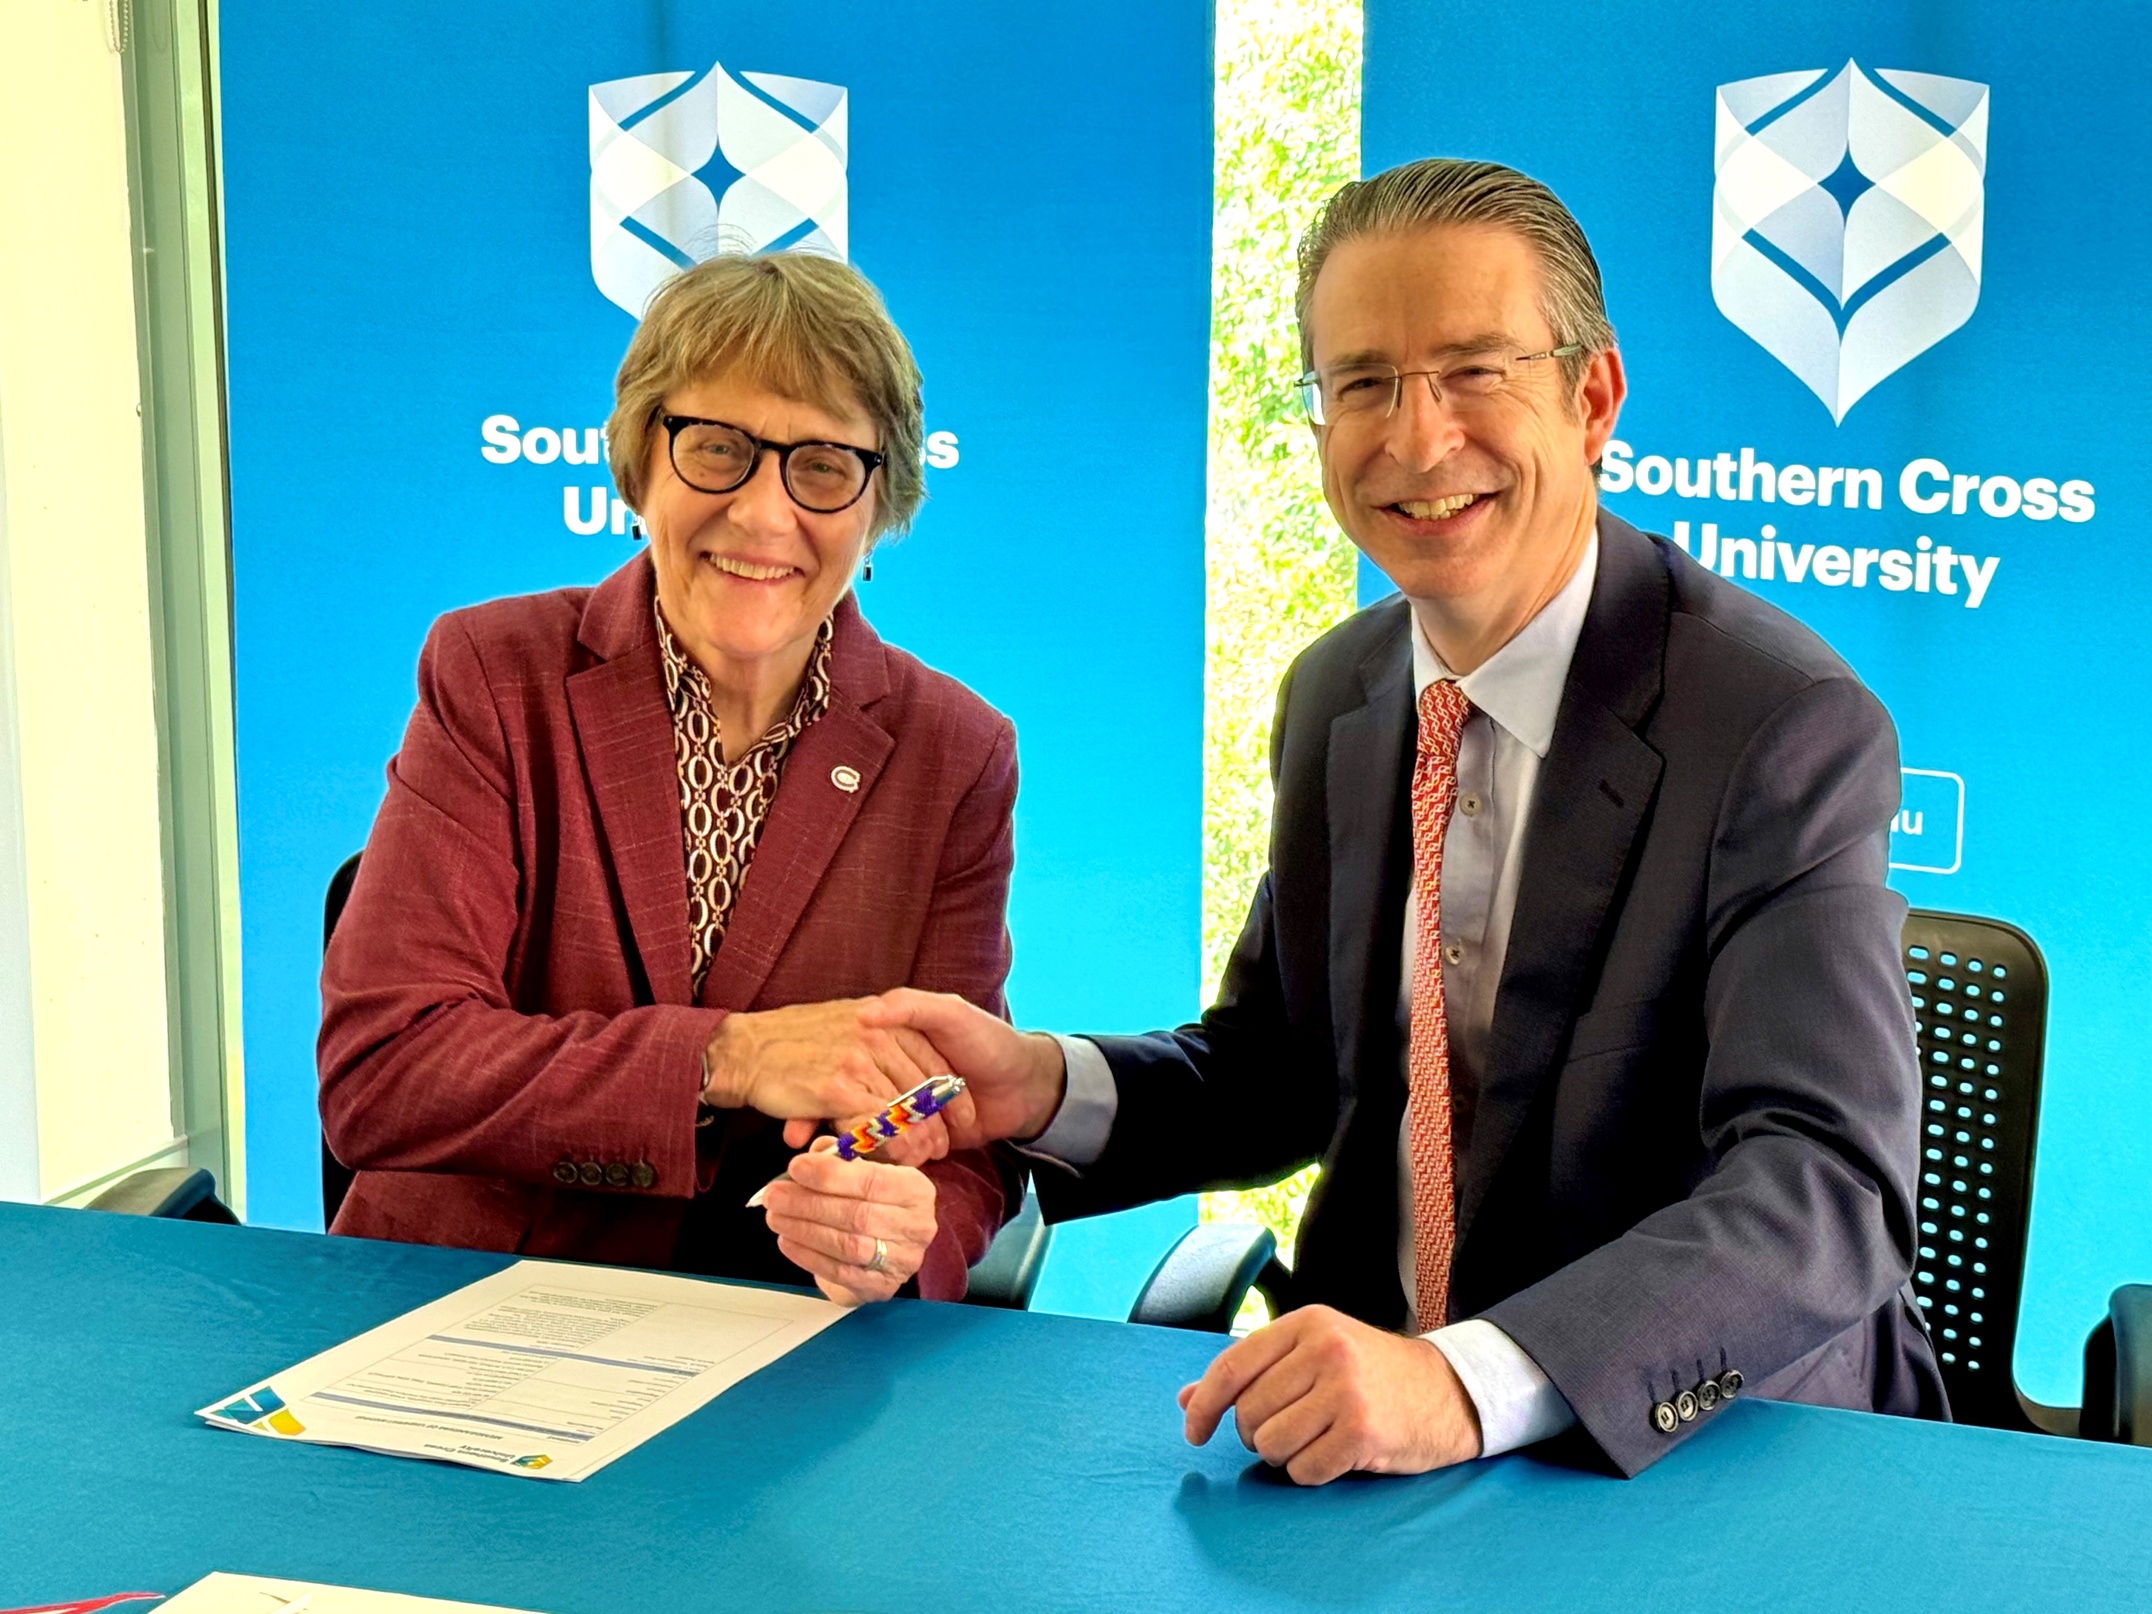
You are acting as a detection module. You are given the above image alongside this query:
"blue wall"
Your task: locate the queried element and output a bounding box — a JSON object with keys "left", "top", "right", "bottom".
{"left": 220, "top": 1, "right": 1214, "bottom": 1315}
{"left": 1365, "top": 0, "right": 2152, "bottom": 1402}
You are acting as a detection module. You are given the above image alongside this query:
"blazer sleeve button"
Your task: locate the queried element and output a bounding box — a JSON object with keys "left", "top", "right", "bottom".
{"left": 604, "top": 1162, "right": 630, "bottom": 1188}
{"left": 1651, "top": 1400, "right": 1680, "bottom": 1435}
{"left": 552, "top": 1160, "right": 579, "bottom": 1185}
{"left": 631, "top": 1162, "right": 656, "bottom": 1189}
{"left": 578, "top": 1161, "right": 605, "bottom": 1187}
{"left": 1718, "top": 1369, "right": 1743, "bottom": 1400}
{"left": 1697, "top": 1378, "right": 1721, "bottom": 1411}
{"left": 1675, "top": 1390, "right": 1699, "bottom": 1423}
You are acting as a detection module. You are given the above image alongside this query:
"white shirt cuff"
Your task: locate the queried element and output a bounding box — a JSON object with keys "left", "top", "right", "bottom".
{"left": 1013, "top": 1033, "right": 1118, "bottom": 1170}
{"left": 1426, "top": 1317, "right": 1577, "bottom": 1456}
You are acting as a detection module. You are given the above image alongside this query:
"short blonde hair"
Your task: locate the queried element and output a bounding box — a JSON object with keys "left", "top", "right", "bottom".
{"left": 608, "top": 253, "right": 924, "bottom": 538}
{"left": 1296, "top": 158, "right": 1616, "bottom": 385}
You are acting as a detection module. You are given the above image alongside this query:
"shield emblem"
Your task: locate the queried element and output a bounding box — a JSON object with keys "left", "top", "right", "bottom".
{"left": 1711, "top": 61, "right": 1988, "bottom": 423}
{"left": 589, "top": 61, "right": 849, "bottom": 317}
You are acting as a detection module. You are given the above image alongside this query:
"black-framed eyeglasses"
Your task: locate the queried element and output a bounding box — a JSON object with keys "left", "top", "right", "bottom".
{"left": 1293, "top": 345, "right": 1586, "bottom": 426}
{"left": 660, "top": 415, "right": 886, "bottom": 513}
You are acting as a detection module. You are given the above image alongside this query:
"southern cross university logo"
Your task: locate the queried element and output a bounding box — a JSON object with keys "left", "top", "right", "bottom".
{"left": 1712, "top": 62, "right": 1989, "bottom": 423}
{"left": 589, "top": 61, "right": 848, "bottom": 317}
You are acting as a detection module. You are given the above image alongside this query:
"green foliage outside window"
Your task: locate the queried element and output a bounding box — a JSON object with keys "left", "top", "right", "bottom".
{"left": 1197, "top": 0, "right": 1365, "bottom": 1304}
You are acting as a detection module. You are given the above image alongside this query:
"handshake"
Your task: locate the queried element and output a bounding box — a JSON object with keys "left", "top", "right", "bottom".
{"left": 700, "top": 990, "right": 1060, "bottom": 1310}
{"left": 700, "top": 988, "right": 1065, "bottom": 1164}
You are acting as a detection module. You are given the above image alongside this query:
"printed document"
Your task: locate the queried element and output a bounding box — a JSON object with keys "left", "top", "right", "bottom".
{"left": 158, "top": 1573, "right": 545, "bottom": 1614}
{"left": 197, "top": 1259, "right": 846, "bottom": 1481}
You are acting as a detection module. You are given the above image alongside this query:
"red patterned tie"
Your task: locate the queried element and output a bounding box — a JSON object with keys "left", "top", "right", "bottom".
{"left": 1408, "top": 679, "right": 1472, "bottom": 1334}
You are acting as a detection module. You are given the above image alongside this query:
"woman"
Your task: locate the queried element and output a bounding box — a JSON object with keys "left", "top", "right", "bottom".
{"left": 319, "top": 253, "right": 1017, "bottom": 1304}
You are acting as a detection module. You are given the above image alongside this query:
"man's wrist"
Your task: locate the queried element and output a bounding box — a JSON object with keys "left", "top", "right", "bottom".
{"left": 1419, "top": 1335, "right": 1485, "bottom": 1461}
{"left": 1014, "top": 1030, "right": 1069, "bottom": 1142}
{"left": 1425, "top": 1318, "right": 1575, "bottom": 1457}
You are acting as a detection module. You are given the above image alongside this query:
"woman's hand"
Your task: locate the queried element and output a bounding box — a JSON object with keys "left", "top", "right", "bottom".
{"left": 758, "top": 1142, "right": 939, "bottom": 1305}
{"left": 703, "top": 999, "right": 957, "bottom": 1159}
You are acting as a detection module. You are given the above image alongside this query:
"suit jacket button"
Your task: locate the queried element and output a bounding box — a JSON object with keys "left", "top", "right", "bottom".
{"left": 1675, "top": 1390, "right": 1699, "bottom": 1422}
{"left": 604, "top": 1162, "right": 630, "bottom": 1188}
{"left": 552, "top": 1160, "right": 578, "bottom": 1185}
{"left": 578, "top": 1161, "right": 604, "bottom": 1186}
{"left": 1697, "top": 1378, "right": 1720, "bottom": 1411}
{"left": 1651, "top": 1401, "right": 1679, "bottom": 1434}
{"left": 1718, "top": 1369, "right": 1743, "bottom": 1400}
{"left": 631, "top": 1162, "right": 656, "bottom": 1189}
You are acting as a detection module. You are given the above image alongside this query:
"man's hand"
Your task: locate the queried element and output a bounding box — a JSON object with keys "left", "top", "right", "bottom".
{"left": 704, "top": 999, "right": 955, "bottom": 1158}
{"left": 858, "top": 989, "right": 1067, "bottom": 1148}
{"left": 1177, "top": 1306, "right": 1483, "bottom": 1485}
{"left": 758, "top": 1142, "right": 938, "bottom": 1306}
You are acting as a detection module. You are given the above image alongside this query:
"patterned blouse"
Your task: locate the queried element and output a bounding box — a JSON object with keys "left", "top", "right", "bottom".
{"left": 654, "top": 598, "right": 834, "bottom": 992}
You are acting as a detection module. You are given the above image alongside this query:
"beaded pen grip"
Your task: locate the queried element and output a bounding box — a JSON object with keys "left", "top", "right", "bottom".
{"left": 834, "top": 1075, "right": 967, "bottom": 1160}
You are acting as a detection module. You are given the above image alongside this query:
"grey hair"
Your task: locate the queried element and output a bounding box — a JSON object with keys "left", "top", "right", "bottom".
{"left": 1295, "top": 157, "right": 1616, "bottom": 384}
{"left": 609, "top": 252, "right": 924, "bottom": 539}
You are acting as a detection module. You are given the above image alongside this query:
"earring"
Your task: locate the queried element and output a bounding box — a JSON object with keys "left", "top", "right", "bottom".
{"left": 862, "top": 555, "right": 875, "bottom": 582}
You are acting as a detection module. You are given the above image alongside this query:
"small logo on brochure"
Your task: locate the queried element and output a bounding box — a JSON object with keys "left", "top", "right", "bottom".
{"left": 511, "top": 1452, "right": 553, "bottom": 1469}
{"left": 1712, "top": 62, "right": 1989, "bottom": 422}
{"left": 589, "top": 61, "right": 848, "bottom": 316}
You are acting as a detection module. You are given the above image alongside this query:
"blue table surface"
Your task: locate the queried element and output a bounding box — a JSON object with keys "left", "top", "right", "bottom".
{"left": 4, "top": 1202, "right": 2149, "bottom": 1613}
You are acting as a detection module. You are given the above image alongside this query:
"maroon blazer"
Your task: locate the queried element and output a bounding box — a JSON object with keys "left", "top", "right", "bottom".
{"left": 319, "top": 553, "right": 1019, "bottom": 1298}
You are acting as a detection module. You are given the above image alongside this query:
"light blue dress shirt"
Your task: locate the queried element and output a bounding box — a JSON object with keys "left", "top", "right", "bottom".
{"left": 1030, "top": 535, "right": 1601, "bottom": 1457}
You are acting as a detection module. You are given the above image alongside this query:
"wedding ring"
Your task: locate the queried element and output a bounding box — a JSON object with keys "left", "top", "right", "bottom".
{"left": 868, "top": 1238, "right": 888, "bottom": 1273}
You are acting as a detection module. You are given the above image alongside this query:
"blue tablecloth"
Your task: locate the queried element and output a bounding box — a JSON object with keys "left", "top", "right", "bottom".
{"left": 4, "top": 1201, "right": 2148, "bottom": 1612}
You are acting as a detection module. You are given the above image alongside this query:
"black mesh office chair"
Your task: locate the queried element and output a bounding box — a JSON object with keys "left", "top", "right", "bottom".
{"left": 318, "top": 849, "right": 1050, "bottom": 1306}
{"left": 1900, "top": 910, "right": 2055, "bottom": 1432}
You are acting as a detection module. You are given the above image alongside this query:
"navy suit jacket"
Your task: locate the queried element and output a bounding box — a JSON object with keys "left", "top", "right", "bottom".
{"left": 1037, "top": 512, "right": 1946, "bottom": 1475}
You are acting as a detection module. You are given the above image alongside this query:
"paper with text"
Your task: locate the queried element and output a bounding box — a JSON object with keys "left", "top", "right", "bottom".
{"left": 158, "top": 1572, "right": 545, "bottom": 1613}
{"left": 197, "top": 1259, "right": 845, "bottom": 1481}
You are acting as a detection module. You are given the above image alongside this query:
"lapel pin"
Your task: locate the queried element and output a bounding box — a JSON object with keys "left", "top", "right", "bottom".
{"left": 830, "top": 765, "right": 861, "bottom": 793}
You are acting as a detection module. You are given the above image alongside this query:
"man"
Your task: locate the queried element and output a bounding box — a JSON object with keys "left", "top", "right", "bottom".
{"left": 869, "top": 158, "right": 1945, "bottom": 1480}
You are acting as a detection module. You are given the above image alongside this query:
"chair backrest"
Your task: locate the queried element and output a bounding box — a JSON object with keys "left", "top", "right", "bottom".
{"left": 85, "top": 1164, "right": 239, "bottom": 1223}
{"left": 1902, "top": 910, "right": 2048, "bottom": 1430}
{"left": 2081, "top": 1284, "right": 2152, "bottom": 1445}
{"left": 325, "top": 851, "right": 362, "bottom": 950}
{"left": 321, "top": 851, "right": 364, "bottom": 1226}
{"left": 965, "top": 1188, "right": 1052, "bottom": 1309}
{"left": 1128, "top": 1223, "right": 1281, "bottom": 1332}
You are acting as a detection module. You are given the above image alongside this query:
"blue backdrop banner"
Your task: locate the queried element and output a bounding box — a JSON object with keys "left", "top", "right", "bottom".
{"left": 1364, "top": 0, "right": 2149, "bottom": 1402}
{"left": 219, "top": 1, "right": 1213, "bottom": 1308}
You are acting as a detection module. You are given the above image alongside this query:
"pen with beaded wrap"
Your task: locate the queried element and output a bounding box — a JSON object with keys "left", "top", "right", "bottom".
{"left": 745, "top": 1074, "right": 968, "bottom": 1206}
{"left": 833, "top": 1073, "right": 967, "bottom": 1160}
